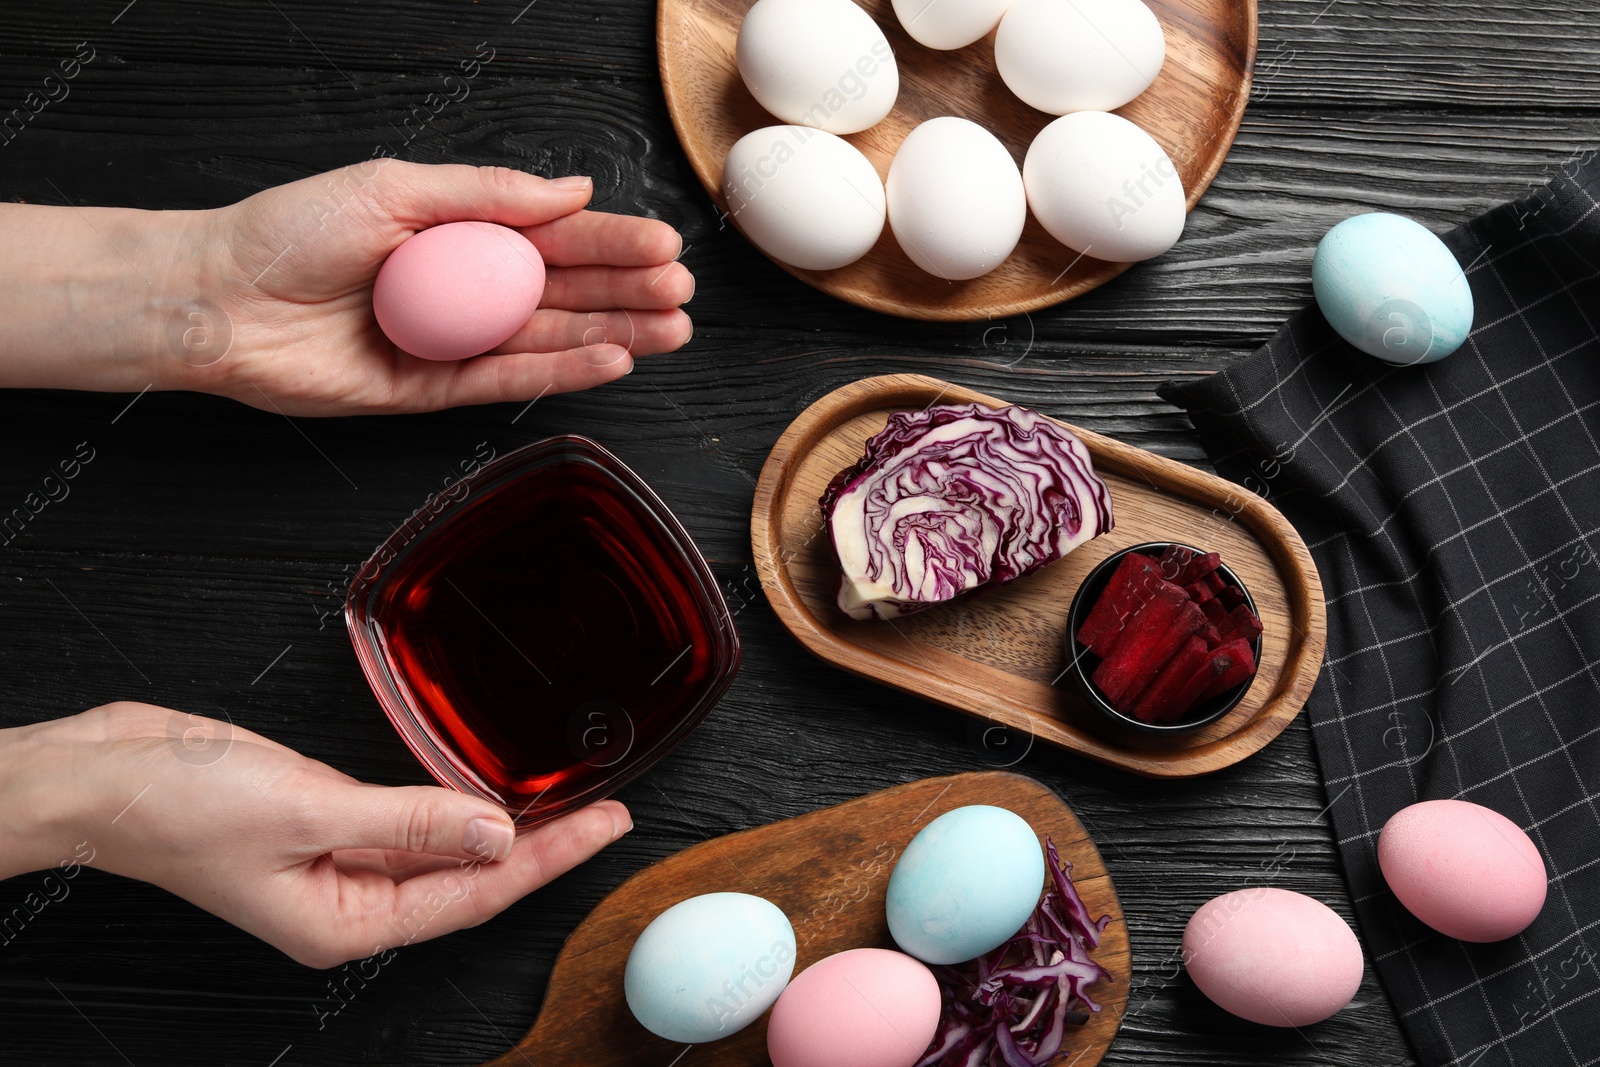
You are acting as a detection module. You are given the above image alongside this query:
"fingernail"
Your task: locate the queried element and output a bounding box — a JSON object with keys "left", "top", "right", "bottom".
{"left": 610, "top": 809, "right": 634, "bottom": 841}
{"left": 683, "top": 317, "right": 695, "bottom": 346}
{"left": 623, "top": 355, "right": 635, "bottom": 376}
{"left": 551, "top": 175, "right": 592, "bottom": 191}
{"left": 580, "top": 343, "right": 631, "bottom": 368}
{"left": 464, "top": 817, "right": 514, "bottom": 861}
{"left": 684, "top": 273, "right": 697, "bottom": 305}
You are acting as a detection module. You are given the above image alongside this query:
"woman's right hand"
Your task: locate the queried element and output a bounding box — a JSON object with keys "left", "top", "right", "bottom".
{"left": 1, "top": 702, "right": 631, "bottom": 968}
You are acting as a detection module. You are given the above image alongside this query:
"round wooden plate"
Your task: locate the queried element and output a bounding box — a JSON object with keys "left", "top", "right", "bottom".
{"left": 484, "top": 771, "right": 1128, "bottom": 1067}
{"left": 657, "top": 0, "right": 1257, "bottom": 321}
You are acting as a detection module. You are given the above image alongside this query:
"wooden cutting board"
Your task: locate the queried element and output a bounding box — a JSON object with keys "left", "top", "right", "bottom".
{"left": 483, "top": 771, "right": 1128, "bottom": 1066}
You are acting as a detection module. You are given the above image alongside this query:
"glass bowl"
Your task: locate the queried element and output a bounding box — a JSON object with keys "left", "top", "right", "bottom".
{"left": 1063, "top": 541, "right": 1262, "bottom": 735}
{"left": 345, "top": 436, "right": 740, "bottom": 828}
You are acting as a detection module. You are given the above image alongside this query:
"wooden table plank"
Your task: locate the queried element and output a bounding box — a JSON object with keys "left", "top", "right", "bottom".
{"left": 2, "top": 0, "right": 1597, "bottom": 111}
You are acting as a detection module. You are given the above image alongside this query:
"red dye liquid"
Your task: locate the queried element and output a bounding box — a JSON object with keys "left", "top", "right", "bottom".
{"left": 363, "top": 449, "right": 733, "bottom": 822}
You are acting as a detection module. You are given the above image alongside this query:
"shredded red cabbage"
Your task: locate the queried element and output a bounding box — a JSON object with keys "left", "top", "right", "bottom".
{"left": 915, "top": 839, "right": 1113, "bottom": 1067}
{"left": 821, "top": 403, "right": 1114, "bottom": 621}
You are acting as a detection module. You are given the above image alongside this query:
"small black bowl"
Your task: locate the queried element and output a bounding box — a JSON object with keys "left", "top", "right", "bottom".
{"left": 1064, "top": 542, "right": 1263, "bottom": 734}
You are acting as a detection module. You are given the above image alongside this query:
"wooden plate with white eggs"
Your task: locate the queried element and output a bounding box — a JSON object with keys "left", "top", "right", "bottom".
{"left": 479, "top": 772, "right": 1129, "bottom": 1067}
{"left": 658, "top": 0, "right": 1257, "bottom": 320}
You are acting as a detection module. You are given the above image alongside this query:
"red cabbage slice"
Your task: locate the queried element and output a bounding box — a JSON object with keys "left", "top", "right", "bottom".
{"left": 821, "top": 403, "right": 1113, "bottom": 620}
{"left": 1045, "top": 839, "right": 1111, "bottom": 949}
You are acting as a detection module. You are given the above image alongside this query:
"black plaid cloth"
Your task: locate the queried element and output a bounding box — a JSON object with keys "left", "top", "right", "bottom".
{"left": 1158, "top": 154, "right": 1600, "bottom": 1066}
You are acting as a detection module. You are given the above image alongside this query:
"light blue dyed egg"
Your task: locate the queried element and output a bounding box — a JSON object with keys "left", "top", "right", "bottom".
{"left": 1312, "top": 212, "right": 1474, "bottom": 365}
{"left": 886, "top": 805, "right": 1045, "bottom": 965}
{"left": 624, "top": 892, "right": 795, "bottom": 1043}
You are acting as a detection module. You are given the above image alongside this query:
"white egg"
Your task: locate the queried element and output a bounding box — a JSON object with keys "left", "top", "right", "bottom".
{"left": 1023, "top": 111, "right": 1184, "bottom": 262}
{"left": 722, "top": 125, "right": 886, "bottom": 271}
{"left": 736, "top": 0, "right": 899, "bottom": 135}
{"left": 892, "top": 0, "right": 1013, "bottom": 50}
{"left": 995, "top": 0, "right": 1165, "bottom": 115}
{"left": 887, "top": 117, "right": 1026, "bottom": 280}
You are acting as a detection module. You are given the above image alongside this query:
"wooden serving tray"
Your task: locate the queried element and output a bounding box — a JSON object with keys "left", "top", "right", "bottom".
{"left": 657, "top": 0, "right": 1256, "bottom": 320}
{"left": 750, "top": 374, "right": 1326, "bottom": 777}
{"left": 484, "top": 772, "right": 1127, "bottom": 1067}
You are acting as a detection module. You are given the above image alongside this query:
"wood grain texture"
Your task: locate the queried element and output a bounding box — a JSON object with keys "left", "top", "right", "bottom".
{"left": 0, "top": 74, "right": 1592, "bottom": 344}
{"left": 751, "top": 375, "right": 1325, "bottom": 776}
{"left": 659, "top": 0, "right": 1257, "bottom": 319}
{"left": 487, "top": 772, "right": 1128, "bottom": 1067}
{"left": 0, "top": 0, "right": 1596, "bottom": 1062}
{"left": 0, "top": 0, "right": 1595, "bottom": 113}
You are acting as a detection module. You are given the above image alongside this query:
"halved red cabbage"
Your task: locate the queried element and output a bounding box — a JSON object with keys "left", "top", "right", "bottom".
{"left": 821, "top": 403, "right": 1113, "bottom": 620}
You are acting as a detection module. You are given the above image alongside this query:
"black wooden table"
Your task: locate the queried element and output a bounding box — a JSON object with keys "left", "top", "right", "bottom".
{"left": 2, "top": 1, "right": 1595, "bottom": 1064}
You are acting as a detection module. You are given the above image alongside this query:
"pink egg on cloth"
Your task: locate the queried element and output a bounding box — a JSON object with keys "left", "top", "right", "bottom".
{"left": 372, "top": 220, "right": 545, "bottom": 360}
{"left": 1378, "top": 798, "right": 1547, "bottom": 942}
{"left": 767, "top": 948, "right": 940, "bottom": 1067}
{"left": 1183, "top": 887, "right": 1363, "bottom": 1027}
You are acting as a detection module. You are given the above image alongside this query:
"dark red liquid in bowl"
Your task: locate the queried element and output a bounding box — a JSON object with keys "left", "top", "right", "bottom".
{"left": 347, "top": 438, "right": 738, "bottom": 826}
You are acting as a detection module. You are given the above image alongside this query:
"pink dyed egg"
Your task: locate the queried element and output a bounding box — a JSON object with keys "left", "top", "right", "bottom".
{"left": 767, "top": 948, "right": 940, "bottom": 1067}
{"left": 1379, "top": 799, "right": 1546, "bottom": 942}
{"left": 373, "top": 221, "right": 545, "bottom": 360}
{"left": 1184, "top": 887, "right": 1363, "bottom": 1027}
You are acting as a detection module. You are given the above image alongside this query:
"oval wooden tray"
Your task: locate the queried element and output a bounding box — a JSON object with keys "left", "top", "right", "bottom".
{"left": 657, "top": 0, "right": 1256, "bottom": 321}
{"left": 484, "top": 771, "right": 1127, "bottom": 1067}
{"left": 749, "top": 374, "right": 1326, "bottom": 777}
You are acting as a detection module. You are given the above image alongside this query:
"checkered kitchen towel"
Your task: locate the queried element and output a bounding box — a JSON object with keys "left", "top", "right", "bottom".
{"left": 1159, "top": 153, "right": 1600, "bottom": 1066}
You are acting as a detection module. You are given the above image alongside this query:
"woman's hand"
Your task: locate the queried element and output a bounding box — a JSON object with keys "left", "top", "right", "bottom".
{"left": 0, "top": 161, "right": 693, "bottom": 415}
{"left": 195, "top": 161, "right": 694, "bottom": 415}
{"left": 0, "top": 702, "right": 631, "bottom": 969}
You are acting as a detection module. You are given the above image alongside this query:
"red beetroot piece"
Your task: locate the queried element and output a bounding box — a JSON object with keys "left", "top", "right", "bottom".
{"left": 1219, "top": 603, "right": 1264, "bottom": 645}
{"left": 1157, "top": 544, "right": 1193, "bottom": 581}
{"left": 1148, "top": 652, "right": 1231, "bottom": 722}
{"left": 1077, "top": 552, "right": 1163, "bottom": 657}
{"left": 1200, "top": 598, "right": 1227, "bottom": 625}
{"left": 1118, "top": 601, "right": 1209, "bottom": 709}
{"left": 1200, "top": 638, "right": 1258, "bottom": 700}
{"left": 1203, "top": 571, "right": 1226, "bottom": 593}
{"left": 1186, "top": 580, "right": 1215, "bottom": 604}
{"left": 1129, "top": 634, "right": 1210, "bottom": 722}
{"left": 1218, "top": 585, "right": 1247, "bottom": 609}
{"left": 1091, "top": 581, "right": 1189, "bottom": 705}
{"left": 1175, "top": 551, "right": 1221, "bottom": 587}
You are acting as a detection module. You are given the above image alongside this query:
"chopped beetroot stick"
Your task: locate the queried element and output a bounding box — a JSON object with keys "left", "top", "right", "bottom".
{"left": 1175, "top": 551, "right": 1221, "bottom": 587}
{"left": 1203, "top": 571, "right": 1226, "bottom": 593}
{"left": 1200, "top": 598, "right": 1227, "bottom": 625}
{"left": 1200, "top": 638, "right": 1258, "bottom": 700}
{"left": 1129, "top": 634, "right": 1209, "bottom": 721}
{"left": 1218, "top": 603, "right": 1264, "bottom": 645}
{"left": 1077, "top": 553, "right": 1163, "bottom": 657}
{"left": 1119, "top": 600, "right": 1208, "bottom": 709}
{"left": 1186, "top": 580, "right": 1215, "bottom": 604}
{"left": 1157, "top": 544, "right": 1193, "bottom": 581}
{"left": 1200, "top": 623, "right": 1221, "bottom": 646}
{"left": 1154, "top": 654, "right": 1232, "bottom": 722}
{"left": 1218, "top": 585, "right": 1247, "bottom": 609}
{"left": 1091, "top": 581, "right": 1188, "bottom": 704}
